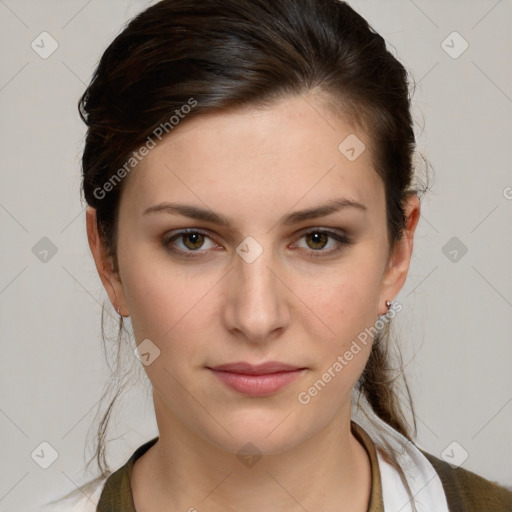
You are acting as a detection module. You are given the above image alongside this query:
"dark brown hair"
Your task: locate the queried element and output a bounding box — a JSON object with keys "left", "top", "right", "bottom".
{"left": 75, "top": 0, "right": 427, "bottom": 506}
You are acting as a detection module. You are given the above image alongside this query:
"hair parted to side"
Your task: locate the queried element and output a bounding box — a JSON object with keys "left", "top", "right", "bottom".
{"left": 74, "top": 0, "right": 428, "bottom": 506}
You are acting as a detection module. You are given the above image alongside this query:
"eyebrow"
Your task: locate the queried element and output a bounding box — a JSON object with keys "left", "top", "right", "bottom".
{"left": 143, "top": 198, "right": 366, "bottom": 227}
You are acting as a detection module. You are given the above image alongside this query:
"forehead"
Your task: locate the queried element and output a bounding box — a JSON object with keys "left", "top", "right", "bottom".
{"left": 120, "top": 94, "right": 385, "bottom": 226}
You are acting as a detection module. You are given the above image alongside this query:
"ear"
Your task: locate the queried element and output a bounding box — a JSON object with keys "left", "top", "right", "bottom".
{"left": 378, "top": 193, "right": 421, "bottom": 314}
{"left": 86, "top": 206, "right": 128, "bottom": 317}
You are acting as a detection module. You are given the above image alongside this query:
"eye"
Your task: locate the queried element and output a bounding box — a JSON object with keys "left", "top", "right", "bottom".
{"left": 163, "top": 229, "right": 219, "bottom": 257}
{"left": 162, "top": 228, "right": 350, "bottom": 259}
{"left": 294, "top": 229, "right": 350, "bottom": 258}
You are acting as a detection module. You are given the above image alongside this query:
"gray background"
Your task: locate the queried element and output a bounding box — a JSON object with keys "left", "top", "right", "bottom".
{"left": 0, "top": 0, "right": 511, "bottom": 510}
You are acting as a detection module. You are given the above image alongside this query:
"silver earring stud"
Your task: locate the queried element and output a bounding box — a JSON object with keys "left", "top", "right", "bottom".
{"left": 385, "top": 300, "right": 392, "bottom": 310}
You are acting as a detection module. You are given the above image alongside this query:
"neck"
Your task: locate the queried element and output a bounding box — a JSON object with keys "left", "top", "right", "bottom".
{"left": 132, "top": 395, "right": 372, "bottom": 512}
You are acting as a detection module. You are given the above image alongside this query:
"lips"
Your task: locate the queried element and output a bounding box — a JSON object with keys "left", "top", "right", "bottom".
{"left": 210, "top": 361, "right": 302, "bottom": 374}
{"left": 207, "top": 361, "right": 306, "bottom": 396}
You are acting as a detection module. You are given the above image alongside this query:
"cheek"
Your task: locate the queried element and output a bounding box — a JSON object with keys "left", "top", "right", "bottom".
{"left": 119, "top": 244, "right": 216, "bottom": 347}
{"left": 302, "top": 254, "right": 385, "bottom": 390}
{"left": 315, "top": 261, "right": 384, "bottom": 340}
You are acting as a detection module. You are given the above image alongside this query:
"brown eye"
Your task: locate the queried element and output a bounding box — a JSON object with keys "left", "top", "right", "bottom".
{"left": 182, "top": 232, "right": 205, "bottom": 250}
{"left": 163, "top": 229, "right": 218, "bottom": 257}
{"left": 305, "top": 231, "right": 329, "bottom": 250}
{"left": 294, "top": 229, "right": 350, "bottom": 259}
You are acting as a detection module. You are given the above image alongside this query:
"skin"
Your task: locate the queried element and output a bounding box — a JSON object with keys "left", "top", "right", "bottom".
{"left": 87, "top": 92, "right": 420, "bottom": 512}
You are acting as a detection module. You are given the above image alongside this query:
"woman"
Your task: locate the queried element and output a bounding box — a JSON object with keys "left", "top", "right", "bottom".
{"left": 45, "top": 0, "right": 512, "bottom": 510}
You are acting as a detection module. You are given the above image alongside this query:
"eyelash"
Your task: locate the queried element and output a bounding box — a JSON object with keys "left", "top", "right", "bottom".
{"left": 162, "top": 228, "right": 351, "bottom": 259}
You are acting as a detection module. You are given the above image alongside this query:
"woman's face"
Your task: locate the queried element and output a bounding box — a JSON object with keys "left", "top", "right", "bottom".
{"left": 92, "top": 93, "right": 417, "bottom": 455}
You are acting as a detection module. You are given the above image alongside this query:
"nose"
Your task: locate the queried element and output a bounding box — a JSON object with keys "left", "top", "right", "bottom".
{"left": 222, "top": 241, "right": 290, "bottom": 344}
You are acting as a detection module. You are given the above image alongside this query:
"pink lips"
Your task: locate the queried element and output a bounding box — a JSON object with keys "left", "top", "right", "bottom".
{"left": 207, "top": 362, "right": 306, "bottom": 397}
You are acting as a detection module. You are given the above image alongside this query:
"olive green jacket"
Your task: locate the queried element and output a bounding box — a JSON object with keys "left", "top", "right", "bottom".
{"left": 419, "top": 451, "right": 512, "bottom": 512}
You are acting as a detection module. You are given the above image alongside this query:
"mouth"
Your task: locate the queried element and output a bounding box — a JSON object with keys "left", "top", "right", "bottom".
{"left": 206, "top": 361, "right": 307, "bottom": 397}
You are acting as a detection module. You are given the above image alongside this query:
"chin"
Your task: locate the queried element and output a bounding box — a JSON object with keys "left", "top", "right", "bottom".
{"left": 193, "top": 407, "right": 318, "bottom": 456}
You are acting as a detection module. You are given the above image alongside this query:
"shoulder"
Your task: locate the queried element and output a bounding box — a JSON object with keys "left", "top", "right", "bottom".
{"left": 42, "top": 437, "right": 158, "bottom": 512}
{"left": 420, "top": 449, "right": 512, "bottom": 512}
{"left": 353, "top": 410, "right": 512, "bottom": 512}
